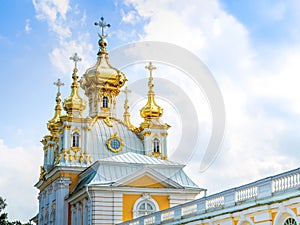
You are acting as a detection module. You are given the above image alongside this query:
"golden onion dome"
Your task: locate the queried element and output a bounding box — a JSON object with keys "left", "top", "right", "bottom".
{"left": 140, "top": 62, "right": 163, "bottom": 120}
{"left": 48, "top": 92, "right": 62, "bottom": 132}
{"left": 63, "top": 53, "right": 86, "bottom": 117}
{"left": 47, "top": 79, "right": 64, "bottom": 133}
{"left": 80, "top": 17, "right": 127, "bottom": 95}
{"left": 80, "top": 54, "right": 127, "bottom": 93}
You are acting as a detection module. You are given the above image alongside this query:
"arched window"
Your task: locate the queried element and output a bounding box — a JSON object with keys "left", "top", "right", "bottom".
{"left": 153, "top": 138, "right": 160, "bottom": 153}
{"left": 133, "top": 194, "right": 159, "bottom": 218}
{"left": 284, "top": 218, "right": 297, "bottom": 225}
{"left": 103, "top": 96, "right": 108, "bottom": 108}
{"left": 136, "top": 200, "right": 156, "bottom": 217}
{"left": 72, "top": 132, "right": 80, "bottom": 147}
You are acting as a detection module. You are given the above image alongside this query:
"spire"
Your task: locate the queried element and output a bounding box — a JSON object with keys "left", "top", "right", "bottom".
{"left": 140, "top": 62, "right": 163, "bottom": 121}
{"left": 63, "top": 53, "right": 86, "bottom": 117}
{"left": 47, "top": 78, "right": 64, "bottom": 133}
{"left": 121, "top": 86, "right": 135, "bottom": 130}
{"left": 80, "top": 19, "right": 127, "bottom": 118}
{"left": 94, "top": 17, "right": 111, "bottom": 54}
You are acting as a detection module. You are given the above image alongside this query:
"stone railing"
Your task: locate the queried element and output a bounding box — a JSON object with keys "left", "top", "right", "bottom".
{"left": 119, "top": 167, "right": 300, "bottom": 225}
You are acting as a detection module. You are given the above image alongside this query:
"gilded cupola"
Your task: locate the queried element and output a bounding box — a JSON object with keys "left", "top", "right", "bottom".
{"left": 140, "top": 62, "right": 163, "bottom": 121}
{"left": 47, "top": 79, "right": 64, "bottom": 133}
{"left": 80, "top": 17, "right": 127, "bottom": 118}
{"left": 80, "top": 17, "right": 127, "bottom": 95}
{"left": 63, "top": 53, "right": 86, "bottom": 118}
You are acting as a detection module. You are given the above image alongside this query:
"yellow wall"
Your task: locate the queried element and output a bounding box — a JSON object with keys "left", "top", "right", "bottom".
{"left": 123, "top": 194, "right": 141, "bottom": 221}
{"left": 125, "top": 175, "right": 166, "bottom": 188}
{"left": 122, "top": 194, "right": 170, "bottom": 222}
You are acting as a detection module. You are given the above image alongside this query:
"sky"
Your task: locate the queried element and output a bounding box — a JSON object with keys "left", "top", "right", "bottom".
{"left": 1, "top": 0, "right": 300, "bottom": 222}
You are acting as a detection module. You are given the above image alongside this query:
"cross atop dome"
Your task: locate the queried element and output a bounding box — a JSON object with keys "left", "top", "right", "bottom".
{"left": 145, "top": 62, "right": 157, "bottom": 75}
{"left": 145, "top": 62, "right": 156, "bottom": 91}
{"left": 95, "top": 17, "right": 111, "bottom": 38}
{"left": 53, "top": 78, "right": 64, "bottom": 94}
{"left": 69, "top": 53, "right": 81, "bottom": 70}
{"left": 140, "top": 62, "right": 163, "bottom": 121}
{"left": 122, "top": 86, "right": 131, "bottom": 101}
{"left": 94, "top": 17, "right": 111, "bottom": 54}
{"left": 121, "top": 86, "right": 135, "bottom": 131}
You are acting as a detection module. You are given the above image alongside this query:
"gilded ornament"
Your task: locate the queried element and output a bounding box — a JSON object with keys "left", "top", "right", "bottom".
{"left": 161, "top": 132, "right": 168, "bottom": 137}
{"left": 152, "top": 152, "right": 161, "bottom": 158}
{"left": 106, "top": 133, "right": 124, "bottom": 152}
{"left": 104, "top": 116, "right": 113, "bottom": 127}
{"left": 64, "top": 125, "right": 72, "bottom": 130}
{"left": 143, "top": 131, "right": 152, "bottom": 136}
{"left": 39, "top": 166, "right": 46, "bottom": 181}
{"left": 161, "top": 155, "right": 168, "bottom": 160}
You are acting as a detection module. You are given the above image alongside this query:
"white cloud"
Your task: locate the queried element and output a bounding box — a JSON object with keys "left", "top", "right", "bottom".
{"left": 0, "top": 139, "right": 43, "bottom": 222}
{"left": 32, "top": 0, "right": 71, "bottom": 39}
{"left": 32, "top": 0, "right": 95, "bottom": 76}
{"left": 124, "top": 0, "right": 300, "bottom": 193}
{"left": 25, "top": 19, "right": 32, "bottom": 33}
{"left": 121, "top": 9, "right": 140, "bottom": 25}
{"left": 49, "top": 34, "right": 94, "bottom": 76}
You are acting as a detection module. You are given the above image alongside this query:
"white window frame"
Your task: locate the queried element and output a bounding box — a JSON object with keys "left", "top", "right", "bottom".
{"left": 132, "top": 194, "right": 159, "bottom": 218}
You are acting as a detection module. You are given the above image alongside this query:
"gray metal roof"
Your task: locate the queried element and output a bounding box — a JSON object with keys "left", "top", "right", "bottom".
{"left": 101, "top": 152, "right": 182, "bottom": 166}
{"left": 87, "top": 119, "right": 144, "bottom": 160}
{"left": 72, "top": 153, "right": 200, "bottom": 194}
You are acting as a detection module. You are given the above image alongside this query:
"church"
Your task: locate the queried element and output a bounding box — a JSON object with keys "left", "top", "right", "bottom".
{"left": 33, "top": 18, "right": 205, "bottom": 225}
{"left": 33, "top": 18, "right": 300, "bottom": 225}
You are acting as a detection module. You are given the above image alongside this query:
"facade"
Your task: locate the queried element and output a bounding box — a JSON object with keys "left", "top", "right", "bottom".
{"left": 34, "top": 18, "right": 300, "bottom": 225}
{"left": 120, "top": 167, "right": 300, "bottom": 225}
{"left": 34, "top": 18, "right": 205, "bottom": 225}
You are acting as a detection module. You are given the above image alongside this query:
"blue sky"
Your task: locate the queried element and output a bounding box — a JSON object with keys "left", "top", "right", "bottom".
{"left": 1, "top": 0, "right": 300, "bottom": 222}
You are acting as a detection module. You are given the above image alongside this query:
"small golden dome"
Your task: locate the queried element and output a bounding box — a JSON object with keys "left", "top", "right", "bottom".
{"left": 64, "top": 54, "right": 86, "bottom": 117}
{"left": 140, "top": 62, "right": 163, "bottom": 120}
{"left": 47, "top": 79, "right": 64, "bottom": 133}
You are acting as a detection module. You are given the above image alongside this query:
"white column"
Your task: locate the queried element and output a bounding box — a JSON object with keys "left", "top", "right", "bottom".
{"left": 71, "top": 205, "right": 76, "bottom": 225}
{"left": 77, "top": 203, "right": 82, "bottom": 225}
{"left": 83, "top": 198, "right": 88, "bottom": 225}
{"left": 55, "top": 177, "right": 71, "bottom": 225}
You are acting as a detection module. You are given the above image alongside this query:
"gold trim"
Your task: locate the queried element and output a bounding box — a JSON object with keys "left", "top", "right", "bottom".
{"left": 143, "top": 131, "right": 152, "bottom": 136}
{"left": 39, "top": 166, "right": 46, "bottom": 181}
{"left": 161, "top": 132, "right": 168, "bottom": 137}
{"left": 104, "top": 116, "right": 113, "bottom": 127}
{"left": 106, "top": 133, "right": 124, "bottom": 152}
{"left": 152, "top": 152, "right": 161, "bottom": 157}
{"left": 64, "top": 125, "right": 72, "bottom": 130}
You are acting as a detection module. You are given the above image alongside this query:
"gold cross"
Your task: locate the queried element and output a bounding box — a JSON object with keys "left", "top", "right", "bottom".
{"left": 121, "top": 86, "right": 131, "bottom": 101}
{"left": 53, "top": 78, "right": 64, "bottom": 93}
{"left": 145, "top": 62, "right": 156, "bottom": 79}
{"left": 69, "top": 53, "right": 81, "bottom": 69}
{"left": 94, "top": 17, "right": 111, "bottom": 37}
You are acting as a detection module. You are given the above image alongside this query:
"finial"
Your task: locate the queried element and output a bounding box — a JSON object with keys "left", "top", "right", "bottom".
{"left": 48, "top": 78, "right": 64, "bottom": 133}
{"left": 122, "top": 86, "right": 131, "bottom": 114}
{"left": 140, "top": 62, "right": 163, "bottom": 122}
{"left": 94, "top": 17, "right": 111, "bottom": 54}
{"left": 69, "top": 53, "right": 82, "bottom": 71}
{"left": 122, "top": 86, "right": 131, "bottom": 102}
{"left": 121, "top": 86, "right": 135, "bottom": 130}
{"left": 145, "top": 62, "right": 156, "bottom": 91}
{"left": 95, "top": 17, "right": 111, "bottom": 38}
{"left": 145, "top": 62, "right": 157, "bottom": 75}
{"left": 53, "top": 78, "right": 64, "bottom": 94}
